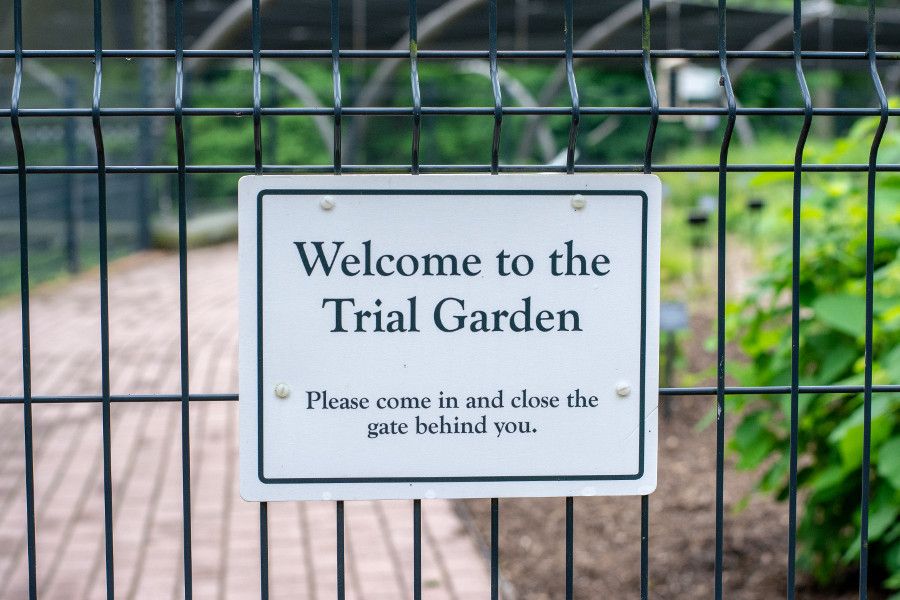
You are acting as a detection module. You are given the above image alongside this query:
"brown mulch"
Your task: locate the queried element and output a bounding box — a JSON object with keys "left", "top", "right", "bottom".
{"left": 459, "top": 305, "right": 869, "bottom": 600}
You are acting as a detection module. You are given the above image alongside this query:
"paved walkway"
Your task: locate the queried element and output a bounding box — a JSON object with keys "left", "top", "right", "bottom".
{"left": 0, "top": 244, "right": 490, "bottom": 599}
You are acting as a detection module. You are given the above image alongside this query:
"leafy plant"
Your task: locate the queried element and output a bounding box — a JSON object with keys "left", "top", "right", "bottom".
{"left": 728, "top": 106, "right": 900, "bottom": 591}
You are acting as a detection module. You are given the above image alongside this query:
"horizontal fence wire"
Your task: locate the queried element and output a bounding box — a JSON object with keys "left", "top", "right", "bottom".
{"left": 2, "top": 49, "right": 900, "bottom": 59}
{"left": 3, "top": 106, "right": 900, "bottom": 117}
{"left": 5, "top": 0, "right": 899, "bottom": 598}
{"left": 1, "top": 386, "right": 899, "bottom": 405}
{"left": 3, "top": 163, "right": 900, "bottom": 174}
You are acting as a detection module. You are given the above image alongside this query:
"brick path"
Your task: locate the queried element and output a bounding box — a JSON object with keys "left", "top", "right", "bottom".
{"left": 0, "top": 244, "right": 490, "bottom": 599}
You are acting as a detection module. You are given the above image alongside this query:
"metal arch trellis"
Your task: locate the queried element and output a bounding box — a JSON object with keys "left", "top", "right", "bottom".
{"left": 4, "top": 1, "right": 900, "bottom": 600}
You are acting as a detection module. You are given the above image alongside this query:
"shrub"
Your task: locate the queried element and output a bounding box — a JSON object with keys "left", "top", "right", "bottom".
{"left": 729, "top": 108, "right": 900, "bottom": 591}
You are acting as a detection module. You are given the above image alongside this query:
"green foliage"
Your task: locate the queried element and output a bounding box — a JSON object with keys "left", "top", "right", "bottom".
{"left": 170, "top": 64, "right": 333, "bottom": 207}
{"left": 728, "top": 107, "right": 900, "bottom": 590}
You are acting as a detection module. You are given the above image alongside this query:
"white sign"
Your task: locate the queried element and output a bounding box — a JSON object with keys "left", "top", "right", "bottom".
{"left": 239, "top": 174, "right": 661, "bottom": 501}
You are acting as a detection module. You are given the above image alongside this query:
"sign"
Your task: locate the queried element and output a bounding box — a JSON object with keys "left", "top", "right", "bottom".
{"left": 239, "top": 174, "right": 661, "bottom": 501}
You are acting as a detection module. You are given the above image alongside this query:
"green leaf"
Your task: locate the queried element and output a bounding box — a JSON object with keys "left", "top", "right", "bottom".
{"left": 814, "top": 343, "right": 857, "bottom": 384}
{"left": 732, "top": 412, "right": 778, "bottom": 470}
{"left": 828, "top": 396, "right": 897, "bottom": 469}
{"left": 885, "top": 345, "right": 900, "bottom": 384}
{"left": 810, "top": 464, "right": 848, "bottom": 495}
{"left": 878, "top": 437, "right": 900, "bottom": 490}
{"left": 843, "top": 486, "right": 900, "bottom": 564}
{"left": 813, "top": 293, "right": 866, "bottom": 338}
{"left": 887, "top": 537, "right": 900, "bottom": 569}
{"left": 870, "top": 494, "right": 900, "bottom": 542}
{"left": 843, "top": 533, "right": 862, "bottom": 564}
{"left": 887, "top": 521, "right": 900, "bottom": 544}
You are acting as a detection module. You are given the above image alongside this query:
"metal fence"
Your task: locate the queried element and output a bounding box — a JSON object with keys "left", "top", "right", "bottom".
{"left": 0, "top": 52, "right": 157, "bottom": 288}
{"left": 3, "top": 0, "right": 900, "bottom": 599}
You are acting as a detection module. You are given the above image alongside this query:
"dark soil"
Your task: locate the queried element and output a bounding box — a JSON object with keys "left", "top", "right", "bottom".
{"left": 458, "top": 308, "right": 871, "bottom": 600}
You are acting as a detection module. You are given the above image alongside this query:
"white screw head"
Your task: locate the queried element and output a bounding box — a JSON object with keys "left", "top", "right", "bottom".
{"left": 320, "top": 195, "right": 335, "bottom": 210}
{"left": 274, "top": 383, "right": 291, "bottom": 399}
{"left": 571, "top": 194, "right": 586, "bottom": 210}
{"left": 615, "top": 381, "right": 631, "bottom": 398}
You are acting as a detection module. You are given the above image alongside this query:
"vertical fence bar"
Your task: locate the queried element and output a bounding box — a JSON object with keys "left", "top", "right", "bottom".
{"left": 563, "top": 3, "right": 578, "bottom": 597}
{"left": 640, "top": 3, "right": 657, "bottom": 597}
{"left": 252, "top": 0, "right": 263, "bottom": 175}
{"left": 714, "top": 1, "right": 737, "bottom": 598}
{"left": 490, "top": 498, "right": 499, "bottom": 600}
{"left": 413, "top": 499, "right": 422, "bottom": 600}
{"left": 331, "top": 3, "right": 346, "bottom": 596}
{"left": 336, "top": 501, "right": 345, "bottom": 600}
{"left": 563, "top": 0, "right": 579, "bottom": 174}
{"left": 788, "top": 0, "right": 813, "bottom": 596}
{"left": 409, "top": 0, "right": 421, "bottom": 174}
{"left": 488, "top": 0, "right": 502, "bottom": 174}
{"left": 640, "top": 496, "right": 649, "bottom": 600}
{"left": 565, "top": 497, "right": 574, "bottom": 600}
{"left": 860, "top": 2, "right": 888, "bottom": 597}
{"left": 259, "top": 502, "right": 269, "bottom": 600}
{"left": 174, "top": 1, "right": 194, "bottom": 597}
{"left": 10, "top": 1, "right": 37, "bottom": 597}
{"left": 331, "top": 0, "right": 342, "bottom": 173}
{"left": 488, "top": 0, "right": 501, "bottom": 587}
{"left": 641, "top": 0, "right": 658, "bottom": 174}
{"left": 251, "top": 0, "right": 268, "bottom": 597}
{"left": 409, "top": 2, "right": 422, "bottom": 597}
{"left": 90, "top": 0, "right": 116, "bottom": 596}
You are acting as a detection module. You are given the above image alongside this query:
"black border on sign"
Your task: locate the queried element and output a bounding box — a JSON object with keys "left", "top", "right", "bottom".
{"left": 256, "top": 188, "right": 649, "bottom": 484}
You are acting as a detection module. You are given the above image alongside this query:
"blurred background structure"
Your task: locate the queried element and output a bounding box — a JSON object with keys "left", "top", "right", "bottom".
{"left": 1, "top": 0, "right": 899, "bottom": 290}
